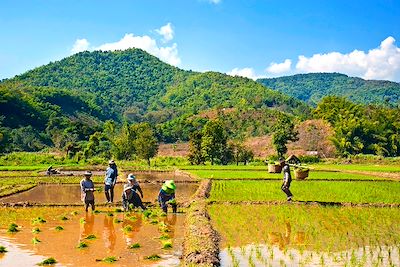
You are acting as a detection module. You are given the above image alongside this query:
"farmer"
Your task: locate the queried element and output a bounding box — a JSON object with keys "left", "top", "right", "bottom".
{"left": 104, "top": 160, "right": 118, "bottom": 203}
{"left": 122, "top": 174, "right": 146, "bottom": 211}
{"left": 80, "top": 171, "right": 95, "bottom": 212}
{"left": 280, "top": 155, "right": 300, "bottom": 201}
{"left": 158, "top": 180, "right": 177, "bottom": 213}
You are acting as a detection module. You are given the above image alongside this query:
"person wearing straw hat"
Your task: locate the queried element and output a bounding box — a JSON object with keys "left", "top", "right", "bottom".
{"left": 158, "top": 180, "right": 177, "bottom": 213}
{"left": 104, "top": 160, "right": 118, "bottom": 203}
{"left": 122, "top": 174, "right": 146, "bottom": 211}
{"left": 80, "top": 171, "right": 96, "bottom": 212}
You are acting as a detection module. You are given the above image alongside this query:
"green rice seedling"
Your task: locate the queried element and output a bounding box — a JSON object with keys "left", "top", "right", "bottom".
{"left": 85, "top": 234, "right": 96, "bottom": 240}
{"left": 79, "top": 218, "right": 85, "bottom": 224}
{"left": 161, "top": 240, "right": 173, "bottom": 249}
{"left": 115, "top": 208, "right": 123, "bottom": 213}
{"left": 32, "top": 217, "right": 46, "bottom": 224}
{"left": 93, "top": 210, "right": 101, "bottom": 214}
{"left": 60, "top": 216, "right": 68, "bottom": 221}
{"left": 0, "top": 246, "right": 7, "bottom": 253}
{"left": 129, "top": 243, "right": 141, "bottom": 249}
{"left": 77, "top": 241, "right": 88, "bottom": 249}
{"left": 37, "top": 257, "right": 57, "bottom": 265}
{"left": 71, "top": 211, "right": 78, "bottom": 216}
{"left": 142, "top": 209, "right": 152, "bottom": 218}
{"left": 32, "top": 227, "right": 41, "bottom": 234}
{"left": 114, "top": 218, "right": 123, "bottom": 223}
{"left": 159, "top": 233, "right": 170, "bottom": 240}
{"left": 96, "top": 187, "right": 103, "bottom": 193}
{"left": 150, "top": 219, "right": 159, "bottom": 225}
{"left": 123, "top": 225, "right": 133, "bottom": 233}
{"left": 55, "top": 226, "right": 64, "bottom": 231}
{"left": 127, "top": 216, "right": 137, "bottom": 221}
{"left": 107, "top": 212, "right": 114, "bottom": 217}
{"left": 32, "top": 237, "right": 41, "bottom": 244}
{"left": 96, "top": 256, "right": 117, "bottom": 263}
{"left": 7, "top": 223, "right": 19, "bottom": 233}
{"left": 145, "top": 254, "right": 161, "bottom": 260}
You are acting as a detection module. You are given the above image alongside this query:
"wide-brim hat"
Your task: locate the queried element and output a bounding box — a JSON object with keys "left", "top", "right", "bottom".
{"left": 164, "top": 180, "right": 176, "bottom": 190}
{"left": 84, "top": 171, "right": 92, "bottom": 176}
{"left": 127, "top": 174, "right": 136, "bottom": 181}
{"left": 108, "top": 160, "right": 115, "bottom": 165}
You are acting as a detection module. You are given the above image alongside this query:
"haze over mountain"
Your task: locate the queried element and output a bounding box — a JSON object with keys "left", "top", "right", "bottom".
{"left": 258, "top": 73, "right": 400, "bottom": 106}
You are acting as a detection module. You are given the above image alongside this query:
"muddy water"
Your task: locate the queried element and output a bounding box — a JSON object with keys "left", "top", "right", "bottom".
{"left": 0, "top": 207, "right": 184, "bottom": 267}
{"left": 0, "top": 183, "right": 198, "bottom": 204}
{"left": 46, "top": 171, "right": 193, "bottom": 182}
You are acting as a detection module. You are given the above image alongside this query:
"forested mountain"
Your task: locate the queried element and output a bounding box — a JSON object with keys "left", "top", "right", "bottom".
{"left": 0, "top": 49, "right": 309, "bottom": 152}
{"left": 258, "top": 73, "right": 400, "bottom": 106}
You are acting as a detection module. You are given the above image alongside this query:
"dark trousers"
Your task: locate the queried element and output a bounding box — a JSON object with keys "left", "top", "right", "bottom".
{"left": 281, "top": 182, "right": 293, "bottom": 198}
{"left": 158, "top": 194, "right": 177, "bottom": 213}
{"left": 105, "top": 184, "right": 114, "bottom": 202}
{"left": 84, "top": 199, "right": 95, "bottom": 212}
{"left": 122, "top": 192, "right": 146, "bottom": 211}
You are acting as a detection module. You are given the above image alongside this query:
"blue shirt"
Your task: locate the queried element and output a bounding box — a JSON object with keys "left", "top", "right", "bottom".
{"left": 105, "top": 167, "right": 116, "bottom": 185}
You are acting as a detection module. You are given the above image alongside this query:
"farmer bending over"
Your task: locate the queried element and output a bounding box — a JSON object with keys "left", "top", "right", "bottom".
{"left": 158, "top": 180, "right": 177, "bottom": 213}
{"left": 280, "top": 155, "right": 300, "bottom": 201}
{"left": 122, "top": 174, "right": 146, "bottom": 211}
{"left": 80, "top": 171, "right": 95, "bottom": 212}
{"left": 104, "top": 160, "right": 118, "bottom": 203}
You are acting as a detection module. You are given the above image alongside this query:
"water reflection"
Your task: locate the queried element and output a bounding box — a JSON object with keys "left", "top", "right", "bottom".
{"left": 102, "top": 216, "right": 116, "bottom": 252}
{"left": 268, "top": 222, "right": 305, "bottom": 250}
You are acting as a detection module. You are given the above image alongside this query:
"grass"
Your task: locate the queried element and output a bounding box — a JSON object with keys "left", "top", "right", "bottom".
{"left": 0, "top": 184, "right": 37, "bottom": 197}
{"left": 37, "top": 257, "right": 57, "bottom": 265}
{"left": 77, "top": 241, "right": 88, "bottom": 249}
{"left": 32, "top": 227, "right": 41, "bottom": 233}
{"left": 209, "top": 204, "right": 400, "bottom": 251}
{"left": 129, "top": 243, "right": 141, "bottom": 249}
{"left": 85, "top": 234, "right": 96, "bottom": 240}
{"left": 145, "top": 254, "right": 161, "bottom": 260}
{"left": 210, "top": 180, "right": 400, "bottom": 203}
{"left": 32, "top": 237, "right": 41, "bottom": 244}
{"left": 96, "top": 256, "right": 118, "bottom": 263}
{"left": 162, "top": 240, "right": 173, "bottom": 249}
{"left": 186, "top": 169, "right": 390, "bottom": 180}
{"left": 7, "top": 223, "right": 19, "bottom": 233}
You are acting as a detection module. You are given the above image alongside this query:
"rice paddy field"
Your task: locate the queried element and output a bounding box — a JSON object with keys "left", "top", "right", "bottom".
{"left": 1, "top": 161, "right": 400, "bottom": 266}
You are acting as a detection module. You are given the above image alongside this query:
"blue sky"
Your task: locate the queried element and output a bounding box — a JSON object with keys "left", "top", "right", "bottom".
{"left": 1, "top": 0, "right": 399, "bottom": 81}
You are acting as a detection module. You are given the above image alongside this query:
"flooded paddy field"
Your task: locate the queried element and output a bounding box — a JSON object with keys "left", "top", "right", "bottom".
{"left": 209, "top": 204, "right": 400, "bottom": 266}
{"left": 0, "top": 207, "right": 184, "bottom": 267}
{"left": 0, "top": 183, "right": 198, "bottom": 205}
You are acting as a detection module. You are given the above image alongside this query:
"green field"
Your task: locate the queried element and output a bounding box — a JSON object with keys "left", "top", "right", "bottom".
{"left": 210, "top": 180, "right": 400, "bottom": 204}
{"left": 311, "top": 163, "right": 400, "bottom": 173}
{"left": 187, "top": 169, "right": 390, "bottom": 180}
{"left": 209, "top": 204, "right": 400, "bottom": 250}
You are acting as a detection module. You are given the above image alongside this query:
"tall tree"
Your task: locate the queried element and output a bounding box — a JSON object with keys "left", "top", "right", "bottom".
{"left": 201, "top": 119, "right": 228, "bottom": 165}
{"left": 132, "top": 123, "right": 158, "bottom": 166}
{"left": 271, "top": 115, "right": 299, "bottom": 157}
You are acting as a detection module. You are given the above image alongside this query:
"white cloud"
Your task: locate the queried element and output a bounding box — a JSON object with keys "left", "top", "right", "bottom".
{"left": 71, "top": 39, "right": 90, "bottom": 54}
{"left": 208, "top": 0, "right": 221, "bottom": 4}
{"left": 295, "top": 36, "right": 400, "bottom": 81}
{"left": 70, "top": 25, "right": 181, "bottom": 66}
{"left": 227, "top": 67, "right": 259, "bottom": 80}
{"left": 156, "top": 22, "right": 174, "bottom": 42}
{"left": 266, "top": 59, "right": 292, "bottom": 74}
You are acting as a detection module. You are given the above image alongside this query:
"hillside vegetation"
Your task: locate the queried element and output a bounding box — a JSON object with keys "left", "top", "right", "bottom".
{"left": 258, "top": 73, "right": 400, "bottom": 106}
{"left": 0, "top": 49, "right": 309, "bottom": 152}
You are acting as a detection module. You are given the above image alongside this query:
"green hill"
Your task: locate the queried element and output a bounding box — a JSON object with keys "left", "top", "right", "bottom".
{"left": 0, "top": 49, "right": 310, "bottom": 152}
{"left": 258, "top": 73, "right": 400, "bottom": 106}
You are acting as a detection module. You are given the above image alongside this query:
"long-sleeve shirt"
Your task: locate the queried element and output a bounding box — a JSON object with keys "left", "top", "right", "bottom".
{"left": 80, "top": 179, "right": 95, "bottom": 201}
{"left": 282, "top": 164, "right": 292, "bottom": 185}
{"left": 104, "top": 167, "right": 116, "bottom": 185}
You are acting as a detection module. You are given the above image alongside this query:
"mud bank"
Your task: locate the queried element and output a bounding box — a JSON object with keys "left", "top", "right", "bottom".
{"left": 182, "top": 180, "right": 220, "bottom": 267}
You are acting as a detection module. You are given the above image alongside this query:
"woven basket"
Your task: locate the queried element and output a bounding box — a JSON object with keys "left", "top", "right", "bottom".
{"left": 268, "top": 163, "right": 282, "bottom": 173}
{"left": 294, "top": 168, "right": 309, "bottom": 180}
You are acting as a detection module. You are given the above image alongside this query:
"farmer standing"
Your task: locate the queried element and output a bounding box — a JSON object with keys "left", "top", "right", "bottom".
{"left": 80, "top": 171, "right": 95, "bottom": 212}
{"left": 158, "top": 180, "right": 177, "bottom": 213}
{"left": 122, "top": 173, "right": 146, "bottom": 211}
{"left": 105, "top": 160, "right": 118, "bottom": 203}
